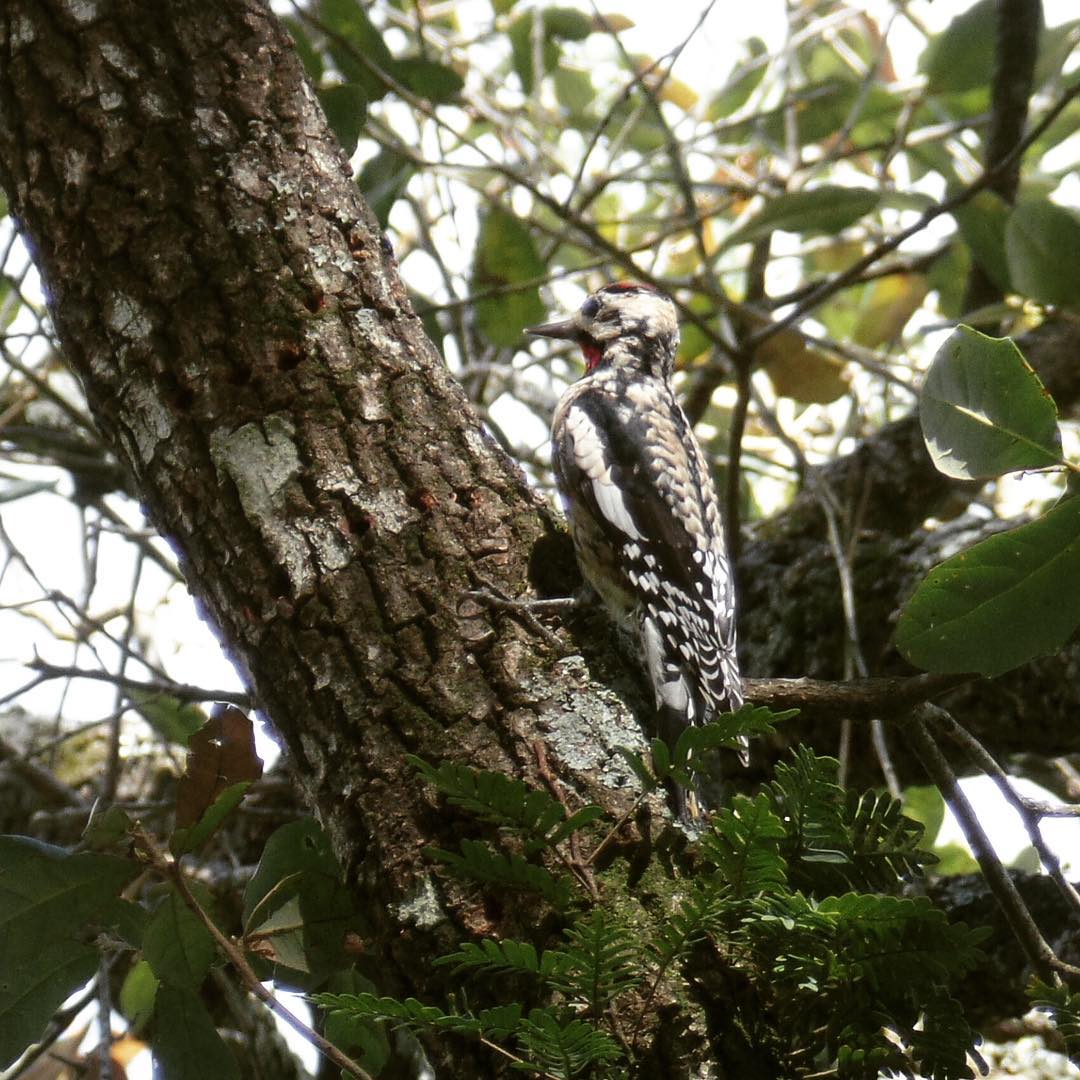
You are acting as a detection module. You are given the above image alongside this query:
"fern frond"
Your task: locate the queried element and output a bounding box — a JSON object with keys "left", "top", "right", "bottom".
{"left": 515, "top": 1009, "right": 623, "bottom": 1078}
{"left": 650, "top": 881, "right": 732, "bottom": 966}
{"left": 408, "top": 757, "right": 603, "bottom": 853}
{"left": 1030, "top": 978, "right": 1080, "bottom": 1058}
{"left": 843, "top": 788, "right": 936, "bottom": 889}
{"left": 700, "top": 792, "right": 788, "bottom": 897}
{"left": 436, "top": 937, "right": 551, "bottom": 979}
{"left": 428, "top": 839, "right": 574, "bottom": 908}
{"left": 673, "top": 703, "right": 797, "bottom": 770}
{"left": 546, "top": 910, "right": 641, "bottom": 1012}
{"left": 908, "top": 992, "right": 981, "bottom": 1080}
{"left": 768, "top": 746, "right": 850, "bottom": 884}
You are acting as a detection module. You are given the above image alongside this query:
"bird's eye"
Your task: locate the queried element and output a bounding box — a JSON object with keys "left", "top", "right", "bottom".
{"left": 581, "top": 297, "right": 600, "bottom": 318}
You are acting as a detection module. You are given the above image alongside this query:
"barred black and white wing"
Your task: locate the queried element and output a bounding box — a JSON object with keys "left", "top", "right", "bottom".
{"left": 551, "top": 375, "right": 743, "bottom": 755}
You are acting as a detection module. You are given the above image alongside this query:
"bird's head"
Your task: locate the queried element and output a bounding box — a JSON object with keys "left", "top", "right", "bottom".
{"left": 527, "top": 282, "right": 679, "bottom": 380}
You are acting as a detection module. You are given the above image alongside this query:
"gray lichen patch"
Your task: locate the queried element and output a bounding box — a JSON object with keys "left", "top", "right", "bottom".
{"left": 122, "top": 381, "right": 174, "bottom": 466}
{"left": 209, "top": 415, "right": 313, "bottom": 596}
{"left": 528, "top": 655, "right": 646, "bottom": 792}
{"left": 392, "top": 875, "right": 446, "bottom": 930}
{"left": 104, "top": 290, "right": 152, "bottom": 341}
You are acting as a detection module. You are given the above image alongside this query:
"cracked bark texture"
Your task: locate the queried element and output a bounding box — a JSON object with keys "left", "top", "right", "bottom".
{"left": 0, "top": 3, "right": 650, "bottom": 1074}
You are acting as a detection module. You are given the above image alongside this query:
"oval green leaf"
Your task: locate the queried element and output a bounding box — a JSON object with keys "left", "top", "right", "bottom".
{"left": 722, "top": 185, "right": 879, "bottom": 250}
{"left": 951, "top": 190, "right": 1012, "bottom": 294}
{"left": 318, "top": 83, "right": 367, "bottom": 156}
{"left": 472, "top": 206, "right": 545, "bottom": 347}
{"left": 919, "top": 326, "right": 1062, "bottom": 479}
{"left": 1005, "top": 198, "right": 1080, "bottom": 308}
{"left": 895, "top": 493, "right": 1080, "bottom": 677}
{"left": 920, "top": 0, "right": 997, "bottom": 95}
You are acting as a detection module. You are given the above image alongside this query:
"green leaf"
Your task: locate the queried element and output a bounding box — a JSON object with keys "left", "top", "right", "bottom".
{"left": 171, "top": 781, "right": 252, "bottom": 856}
{"left": 649, "top": 736, "right": 672, "bottom": 779}
{"left": 921, "top": 0, "right": 998, "bottom": 95}
{"left": 319, "top": 0, "right": 393, "bottom": 100}
{"left": 547, "top": 910, "right": 641, "bottom": 1009}
{"left": 143, "top": 887, "right": 217, "bottom": 990}
{"left": 1005, "top": 198, "right": 1080, "bottom": 307}
{"left": 472, "top": 206, "right": 545, "bottom": 347}
{"left": 919, "top": 326, "right": 1063, "bottom": 480}
{"left": 429, "top": 839, "right": 573, "bottom": 908}
{"left": 120, "top": 959, "right": 159, "bottom": 1032}
{"left": 394, "top": 57, "right": 464, "bottom": 104}
{"left": 1029, "top": 978, "right": 1080, "bottom": 1057}
{"left": 515, "top": 1010, "right": 622, "bottom": 1078}
{"left": 435, "top": 937, "right": 549, "bottom": 979}
{"left": 407, "top": 757, "right": 572, "bottom": 851}
{"left": 901, "top": 785, "right": 947, "bottom": 849}
{"left": 508, "top": 8, "right": 593, "bottom": 93}
{"left": 722, "top": 186, "right": 878, "bottom": 250}
{"left": 152, "top": 984, "right": 240, "bottom": 1080}
{"left": 357, "top": 148, "right": 415, "bottom": 227}
{"left": 614, "top": 746, "right": 657, "bottom": 792}
{"left": 673, "top": 703, "right": 797, "bottom": 768}
{"left": 706, "top": 37, "right": 768, "bottom": 119}
{"left": 318, "top": 83, "right": 367, "bottom": 156}
{"left": 896, "top": 493, "right": 1080, "bottom": 677}
{"left": 243, "top": 819, "right": 360, "bottom": 984}
{"left": 133, "top": 693, "right": 205, "bottom": 748}
{"left": 952, "top": 191, "right": 1012, "bottom": 294}
{"left": 508, "top": 12, "right": 560, "bottom": 94}
{"left": 701, "top": 792, "right": 787, "bottom": 897}
{"left": 0, "top": 837, "right": 139, "bottom": 1070}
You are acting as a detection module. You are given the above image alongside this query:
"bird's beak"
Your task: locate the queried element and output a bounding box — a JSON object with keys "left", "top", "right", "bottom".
{"left": 525, "top": 316, "right": 579, "bottom": 341}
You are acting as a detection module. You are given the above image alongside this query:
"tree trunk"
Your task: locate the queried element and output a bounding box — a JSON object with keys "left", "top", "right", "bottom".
{"left": 0, "top": 2, "right": 650, "bottom": 1073}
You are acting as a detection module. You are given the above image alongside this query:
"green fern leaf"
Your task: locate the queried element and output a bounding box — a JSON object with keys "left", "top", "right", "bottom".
{"left": 1029, "top": 978, "right": 1080, "bottom": 1057}
{"left": 673, "top": 703, "right": 797, "bottom": 768}
{"left": 700, "top": 792, "right": 788, "bottom": 897}
{"left": 435, "top": 937, "right": 565, "bottom": 981}
{"left": 908, "top": 992, "right": 981, "bottom": 1080}
{"left": 408, "top": 756, "right": 601, "bottom": 852}
{"left": 546, "top": 910, "right": 641, "bottom": 1012}
{"left": 428, "top": 839, "right": 574, "bottom": 908}
{"left": 515, "top": 1009, "right": 623, "bottom": 1078}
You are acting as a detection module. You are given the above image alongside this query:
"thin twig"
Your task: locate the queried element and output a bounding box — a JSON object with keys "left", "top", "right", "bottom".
{"left": 745, "top": 81, "right": 1080, "bottom": 350}
{"left": 937, "top": 712, "right": 1080, "bottom": 915}
{"left": 132, "top": 825, "right": 374, "bottom": 1080}
{"left": 26, "top": 659, "right": 251, "bottom": 707}
{"left": 905, "top": 706, "right": 1080, "bottom": 982}
{"left": 533, "top": 739, "right": 599, "bottom": 900}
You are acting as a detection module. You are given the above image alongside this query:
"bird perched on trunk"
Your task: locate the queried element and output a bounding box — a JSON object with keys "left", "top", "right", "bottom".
{"left": 527, "top": 282, "right": 744, "bottom": 819}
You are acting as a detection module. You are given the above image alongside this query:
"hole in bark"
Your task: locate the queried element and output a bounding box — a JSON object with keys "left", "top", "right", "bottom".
{"left": 268, "top": 564, "right": 292, "bottom": 599}
{"left": 304, "top": 288, "right": 324, "bottom": 313}
{"left": 341, "top": 499, "right": 373, "bottom": 539}
{"left": 277, "top": 343, "right": 304, "bottom": 371}
{"left": 229, "top": 364, "right": 252, "bottom": 386}
{"left": 528, "top": 529, "right": 580, "bottom": 598}
{"left": 160, "top": 371, "right": 195, "bottom": 411}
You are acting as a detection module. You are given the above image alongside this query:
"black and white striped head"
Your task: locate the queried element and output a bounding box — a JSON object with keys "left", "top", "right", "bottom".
{"left": 527, "top": 282, "right": 679, "bottom": 380}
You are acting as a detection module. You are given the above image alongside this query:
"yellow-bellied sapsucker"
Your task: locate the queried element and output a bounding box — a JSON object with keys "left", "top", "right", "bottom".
{"left": 528, "top": 283, "right": 743, "bottom": 815}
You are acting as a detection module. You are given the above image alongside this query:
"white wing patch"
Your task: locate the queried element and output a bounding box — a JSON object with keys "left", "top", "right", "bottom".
{"left": 566, "top": 406, "right": 643, "bottom": 540}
